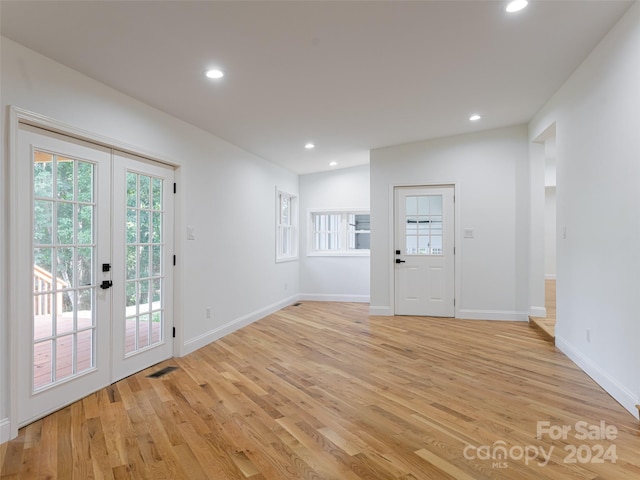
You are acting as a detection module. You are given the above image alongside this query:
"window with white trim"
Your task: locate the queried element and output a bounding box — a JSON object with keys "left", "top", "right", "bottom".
{"left": 276, "top": 190, "right": 298, "bottom": 261}
{"left": 309, "top": 210, "right": 370, "bottom": 256}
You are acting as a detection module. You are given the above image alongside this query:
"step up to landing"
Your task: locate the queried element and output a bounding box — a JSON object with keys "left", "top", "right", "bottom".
{"left": 528, "top": 316, "right": 555, "bottom": 343}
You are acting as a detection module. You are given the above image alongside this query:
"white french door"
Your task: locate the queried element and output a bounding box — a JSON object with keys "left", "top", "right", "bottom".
{"left": 17, "top": 125, "right": 174, "bottom": 426}
{"left": 111, "top": 151, "right": 174, "bottom": 382}
{"left": 394, "top": 185, "right": 455, "bottom": 316}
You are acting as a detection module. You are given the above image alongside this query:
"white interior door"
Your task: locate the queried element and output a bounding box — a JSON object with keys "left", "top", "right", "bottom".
{"left": 394, "top": 185, "right": 455, "bottom": 316}
{"left": 17, "top": 126, "right": 174, "bottom": 427}
{"left": 18, "top": 125, "right": 112, "bottom": 426}
{"left": 111, "top": 151, "right": 174, "bottom": 382}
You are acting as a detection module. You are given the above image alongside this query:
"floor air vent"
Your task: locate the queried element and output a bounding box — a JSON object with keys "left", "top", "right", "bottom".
{"left": 292, "top": 302, "right": 302, "bottom": 307}
{"left": 147, "top": 366, "right": 178, "bottom": 378}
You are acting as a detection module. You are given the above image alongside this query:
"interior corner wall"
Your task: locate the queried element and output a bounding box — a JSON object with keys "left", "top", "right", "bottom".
{"left": 528, "top": 140, "right": 547, "bottom": 318}
{"left": 1, "top": 37, "right": 299, "bottom": 440}
{"left": 529, "top": 2, "right": 640, "bottom": 418}
{"left": 544, "top": 187, "right": 556, "bottom": 278}
{"left": 370, "top": 125, "right": 530, "bottom": 320}
{"left": 299, "top": 164, "right": 370, "bottom": 302}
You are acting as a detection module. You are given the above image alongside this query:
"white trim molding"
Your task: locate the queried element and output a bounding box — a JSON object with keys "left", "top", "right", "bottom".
{"left": 369, "top": 306, "right": 393, "bottom": 316}
{"left": 556, "top": 335, "right": 639, "bottom": 419}
{"left": 529, "top": 306, "right": 547, "bottom": 318}
{"left": 299, "top": 293, "right": 370, "bottom": 303}
{"left": 181, "top": 295, "right": 300, "bottom": 356}
{"left": 457, "top": 309, "right": 530, "bottom": 321}
{"left": 0, "top": 418, "right": 10, "bottom": 444}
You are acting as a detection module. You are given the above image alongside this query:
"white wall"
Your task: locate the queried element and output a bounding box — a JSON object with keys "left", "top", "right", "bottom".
{"left": 529, "top": 2, "right": 640, "bottom": 418}
{"left": 0, "top": 37, "right": 299, "bottom": 441}
{"left": 370, "top": 125, "right": 530, "bottom": 320}
{"left": 299, "top": 164, "right": 370, "bottom": 302}
{"left": 544, "top": 187, "right": 557, "bottom": 278}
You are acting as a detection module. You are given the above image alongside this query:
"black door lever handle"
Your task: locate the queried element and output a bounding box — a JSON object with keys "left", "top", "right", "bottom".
{"left": 395, "top": 259, "right": 406, "bottom": 264}
{"left": 100, "top": 280, "right": 113, "bottom": 289}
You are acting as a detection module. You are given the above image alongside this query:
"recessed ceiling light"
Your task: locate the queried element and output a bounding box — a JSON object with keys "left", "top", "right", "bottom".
{"left": 329, "top": 161, "right": 337, "bottom": 167}
{"left": 469, "top": 114, "right": 482, "bottom": 121}
{"left": 205, "top": 69, "right": 224, "bottom": 79}
{"left": 305, "top": 143, "right": 315, "bottom": 149}
{"left": 506, "top": 0, "right": 528, "bottom": 13}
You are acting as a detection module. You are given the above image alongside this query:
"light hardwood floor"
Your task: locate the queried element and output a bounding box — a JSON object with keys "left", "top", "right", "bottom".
{"left": 2, "top": 302, "right": 639, "bottom": 479}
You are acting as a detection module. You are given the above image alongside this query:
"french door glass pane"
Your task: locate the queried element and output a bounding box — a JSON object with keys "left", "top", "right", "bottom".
{"left": 33, "top": 150, "right": 97, "bottom": 391}
{"left": 125, "top": 172, "right": 165, "bottom": 355}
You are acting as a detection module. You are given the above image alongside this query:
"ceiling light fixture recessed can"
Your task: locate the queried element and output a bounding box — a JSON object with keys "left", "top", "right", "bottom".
{"left": 205, "top": 69, "right": 224, "bottom": 79}
{"left": 506, "top": 0, "right": 528, "bottom": 13}
{"left": 305, "top": 143, "right": 315, "bottom": 149}
{"left": 469, "top": 114, "right": 482, "bottom": 121}
{"left": 329, "top": 161, "right": 337, "bottom": 167}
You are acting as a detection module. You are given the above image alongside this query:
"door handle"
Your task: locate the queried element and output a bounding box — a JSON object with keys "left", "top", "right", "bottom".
{"left": 100, "top": 280, "right": 113, "bottom": 289}
{"left": 395, "top": 259, "right": 406, "bottom": 264}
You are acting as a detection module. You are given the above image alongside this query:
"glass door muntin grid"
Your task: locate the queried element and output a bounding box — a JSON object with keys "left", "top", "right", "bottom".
{"left": 125, "top": 170, "right": 164, "bottom": 355}
{"left": 32, "top": 149, "right": 97, "bottom": 391}
{"left": 405, "top": 194, "right": 443, "bottom": 256}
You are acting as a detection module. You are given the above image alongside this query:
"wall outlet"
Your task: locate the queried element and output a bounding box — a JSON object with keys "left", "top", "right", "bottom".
{"left": 586, "top": 329, "right": 591, "bottom": 343}
{"left": 284, "top": 283, "right": 288, "bottom": 291}
{"left": 206, "top": 307, "right": 211, "bottom": 319}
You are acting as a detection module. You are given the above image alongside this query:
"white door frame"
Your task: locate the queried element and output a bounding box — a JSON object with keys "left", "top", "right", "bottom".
{"left": 387, "top": 181, "right": 461, "bottom": 317}
{"left": 7, "top": 106, "right": 184, "bottom": 440}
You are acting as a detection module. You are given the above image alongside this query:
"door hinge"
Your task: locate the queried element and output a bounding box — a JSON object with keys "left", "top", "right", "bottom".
{"left": 173, "top": 255, "right": 176, "bottom": 266}
{"left": 454, "top": 298, "right": 456, "bottom": 307}
{"left": 173, "top": 183, "right": 177, "bottom": 194}
{"left": 172, "top": 327, "right": 176, "bottom": 338}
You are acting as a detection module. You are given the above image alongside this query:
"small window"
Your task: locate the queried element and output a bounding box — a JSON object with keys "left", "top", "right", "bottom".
{"left": 276, "top": 190, "right": 298, "bottom": 261}
{"left": 309, "top": 210, "right": 370, "bottom": 256}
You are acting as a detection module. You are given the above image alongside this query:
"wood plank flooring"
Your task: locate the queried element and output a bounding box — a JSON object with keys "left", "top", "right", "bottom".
{"left": 2, "top": 302, "right": 639, "bottom": 479}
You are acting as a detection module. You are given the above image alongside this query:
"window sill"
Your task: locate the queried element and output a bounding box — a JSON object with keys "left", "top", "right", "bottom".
{"left": 307, "top": 251, "right": 370, "bottom": 258}
{"left": 276, "top": 256, "right": 299, "bottom": 264}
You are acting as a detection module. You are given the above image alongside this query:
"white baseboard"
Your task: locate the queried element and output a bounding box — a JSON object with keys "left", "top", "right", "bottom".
{"left": 529, "top": 306, "right": 547, "bottom": 318}
{"left": 556, "top": 335, "right": 639, "bottom": 419}
{"left": 180, "top": 294, "right": 300, "bottom": 356}
{"left": 457, "top": 309, "right": 529, "bottom": 321}
{"left": 0, "top": 417, "right": 11, "bottom": 444}
{"left": 369, "top": 305, "right": 393, "bottom": 316}
{"left": 545, "top": 274, "right": 557, "bottom": 280}
{"left": 299, "top": 293, "right": 370, "bottom": 303}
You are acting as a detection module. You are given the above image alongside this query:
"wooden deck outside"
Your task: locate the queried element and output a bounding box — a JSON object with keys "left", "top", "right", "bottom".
{"left": 33, "top": 313, "right": 156, "bottom": 389}
{"left": 3, "top": 301, "right": 639, "bottom": 479}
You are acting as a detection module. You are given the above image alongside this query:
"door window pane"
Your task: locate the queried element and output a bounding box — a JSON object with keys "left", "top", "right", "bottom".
{"left": 33, "top": 295, "right": 53, "bottom": 339}
{"left": 77, "top": 161, "right": 94, "bottom": 203}
{"left": 56, "top": 203, "right": 74, "bottom": 244}
{"left": 32, "top": 151, "right": 97, "bottom": 391}
{"left": 124, "top": 171, "right": 165, "bottom": 355}
{"left": 34, "top": 201, "right": 53, "bottom": 245}
{"left": 34, "top": 152, "right": 53, "bottom": 198}
{"left": 139, "top": 175, "right": 150, "bottom": 209}
{"left": 78, "top": 205, "right": 93, "bottom": 244}
{"left": 404, "top": 194, "right": 444, "bottom": 255}
{"left": 33, "top": 340, "right": 53, "bottom": 390}
{"left": 56, "top": 158, "right": 75, "bottom": 201}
